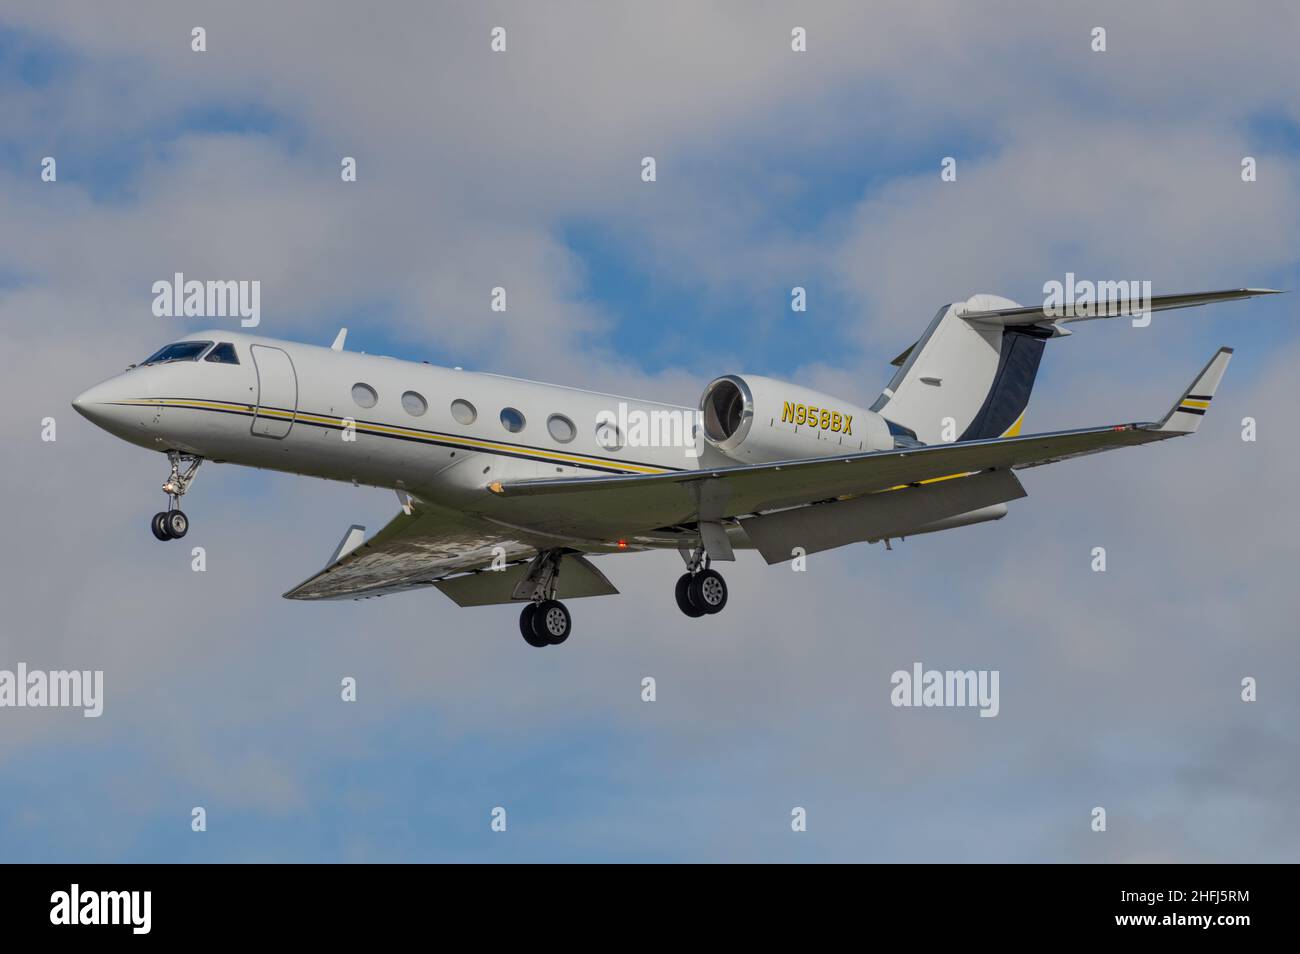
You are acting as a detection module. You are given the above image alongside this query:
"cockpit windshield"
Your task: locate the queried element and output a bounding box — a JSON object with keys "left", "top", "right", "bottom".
{"left": 204, "top": 342, "right": 240, "bottom": 365}
{"left": 140, "top": 341, "right": 212, "bottom": 366}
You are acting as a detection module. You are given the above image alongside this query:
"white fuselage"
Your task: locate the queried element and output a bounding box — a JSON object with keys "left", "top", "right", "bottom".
{"left": 73, "top": 330, "right": 729, "bottom": 545}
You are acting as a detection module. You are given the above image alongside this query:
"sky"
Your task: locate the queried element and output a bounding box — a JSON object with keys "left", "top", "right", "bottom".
{"left": 1, "top": 1, "right": 1298, "bottom": 862}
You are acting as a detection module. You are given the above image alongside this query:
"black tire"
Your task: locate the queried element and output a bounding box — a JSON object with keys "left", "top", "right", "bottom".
{"left": 533, "top": 599, "right": 571, "bottom": 645}
{"left": 520, "top": 604, "right": 548, "bottom": 648}
{"left": 164, "top": 510, "right": 189, "bottom": 539}
{"left": 675, "top": 573, "right": 705, "bottom": 617}
{"left": 689, "top": 569, "right": 728, "bottom": 615}
{"left": 151, "top": 512, "right": 172, "bottom": 541}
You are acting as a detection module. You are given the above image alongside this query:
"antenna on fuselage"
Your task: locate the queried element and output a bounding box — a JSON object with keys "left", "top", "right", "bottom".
{"left": 331, "top": 328, "right": 348, "bottom": 351}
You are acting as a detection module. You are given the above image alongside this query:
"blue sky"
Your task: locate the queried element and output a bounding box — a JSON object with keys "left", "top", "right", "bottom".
{"left": 1, "top": 2, "right": 1299, "bottom": 863}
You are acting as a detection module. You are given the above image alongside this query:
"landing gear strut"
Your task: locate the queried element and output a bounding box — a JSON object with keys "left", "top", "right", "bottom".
{"left": 151, "top": 451, "right": 201, "bottom": 541}
{"left": 674, "top": 544, "right": 728, "bottom": 617}
{"left": 516, "top": 550, "right": 573, "bottom": 648}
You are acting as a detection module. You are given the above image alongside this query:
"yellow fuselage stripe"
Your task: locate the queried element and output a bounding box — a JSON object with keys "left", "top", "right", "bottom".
{"left": 113, "top": 398, "right": 674, "bottom": 474}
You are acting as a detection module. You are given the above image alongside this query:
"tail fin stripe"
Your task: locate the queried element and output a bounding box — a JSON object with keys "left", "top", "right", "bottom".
{"left": 958, "top": 330, "right": 1046, "bottom": 441}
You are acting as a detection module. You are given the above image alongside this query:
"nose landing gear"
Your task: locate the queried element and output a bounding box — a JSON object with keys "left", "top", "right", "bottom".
{"left": 150, "top": 510, "right": 189, "bottom": 541}
{"left": 150, "top": 452, "right": 202, "bottom": 541}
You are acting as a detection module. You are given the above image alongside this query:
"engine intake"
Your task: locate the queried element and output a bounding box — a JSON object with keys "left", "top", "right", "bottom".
{"left": 700, "top": 375, "right": 754, "bottom": 453}
{"left": 698, "top": 374, "right": 893, "bottom": 463}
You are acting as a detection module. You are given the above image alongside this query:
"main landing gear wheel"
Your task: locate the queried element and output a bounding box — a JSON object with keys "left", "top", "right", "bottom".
{"left": 675, "top": 568, "right": 727, "bottom": 616}
{"left": 675, "top": 573, "right": 706, "bottom": 617}
{"left": 519, "top": 599, "right": 572, "bottom": 647}
{"left": 519, "top": 603, "right": 548, "bottom": 648}
{"left": 534, "top": 599, "right": 572, "bottom": 645}
{"left": 689, "top": 568, "right": 728, "bottom": 615}
{"left": 515, "top": 550, "right": 575, "bottom": 648}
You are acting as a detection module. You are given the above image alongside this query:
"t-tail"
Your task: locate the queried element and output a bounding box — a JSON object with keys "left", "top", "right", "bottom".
{"left": 872, "top": 288, "right": 1280, "bottom": 445}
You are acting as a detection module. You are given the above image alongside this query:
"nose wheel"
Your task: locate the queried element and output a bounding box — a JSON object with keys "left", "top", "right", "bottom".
{"left": 151, "top": 510, "right": 189, "bottom": 540}
{"left": 150, "top": 452, "right": 201, "bottom": 541}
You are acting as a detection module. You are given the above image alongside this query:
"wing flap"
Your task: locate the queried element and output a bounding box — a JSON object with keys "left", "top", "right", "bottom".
{"left": 739, "top": 469, "right": 1026, "bottom": 563}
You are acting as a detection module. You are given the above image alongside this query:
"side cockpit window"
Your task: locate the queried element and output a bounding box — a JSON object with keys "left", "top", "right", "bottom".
{"left": 141, "top": 341, "right": 212, "bottom": 365}
{"left": 204, "top": 342, "right": 240, "bottom": 365}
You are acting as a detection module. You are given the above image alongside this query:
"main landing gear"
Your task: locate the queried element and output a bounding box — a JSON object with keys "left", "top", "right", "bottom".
{"left": 513, "top": 542, "right": 730, "bottom": 646}
{"left": 519, "top": 600, "right": 572, "bottom": 648}
{"left": 150, "top": 452, "right": 202, "bottom": 541}
{"left": 674, "top": 545, "right": 728, "bottom": 618}
{"left": 517, "top": 550, "right": 573, "bottom": 648}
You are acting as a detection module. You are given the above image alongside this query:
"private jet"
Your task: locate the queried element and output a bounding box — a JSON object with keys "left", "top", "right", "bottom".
{"left": 73, "top": 288, "right": 1277, "bottom": 647}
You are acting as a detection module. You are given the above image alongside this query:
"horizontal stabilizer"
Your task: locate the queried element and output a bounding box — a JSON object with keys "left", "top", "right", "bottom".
{"left": 958, "top": 288, "right": 1281, "bottom": 326}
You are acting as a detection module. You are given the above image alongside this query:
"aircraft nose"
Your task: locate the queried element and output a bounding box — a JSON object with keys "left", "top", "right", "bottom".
{"left": 72, "top": 379, "right": 119, "bottom": 425}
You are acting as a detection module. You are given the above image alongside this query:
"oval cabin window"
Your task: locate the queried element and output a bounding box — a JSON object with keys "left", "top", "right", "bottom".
{"left": 351, "top": 383, "right": 378, "bottom": 409}
{"left": 547, "top": 414, "right": 576, "bottom": 443}
{"left": 401, "top": 391, "right": 427, "bottom": 416}
{"left": 500, "top": 407, "right": 526, "bottom": 433}
{"left": 450, "top": 399, "right": 477, "bottom": 425}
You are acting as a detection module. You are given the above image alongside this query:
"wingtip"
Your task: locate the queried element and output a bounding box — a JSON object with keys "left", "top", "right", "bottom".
{"left": 1155, "top": 347, "right": 1233, "bottom": 434}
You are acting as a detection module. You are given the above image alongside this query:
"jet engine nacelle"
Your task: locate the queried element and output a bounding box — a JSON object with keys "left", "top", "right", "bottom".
{"left": 698, "top": 374, "right": 894, "bottom": 464}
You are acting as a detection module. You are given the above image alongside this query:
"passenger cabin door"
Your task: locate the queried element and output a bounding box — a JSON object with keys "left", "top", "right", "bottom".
{"left": 250, "top": 345, "right": 297, "bottom": 438}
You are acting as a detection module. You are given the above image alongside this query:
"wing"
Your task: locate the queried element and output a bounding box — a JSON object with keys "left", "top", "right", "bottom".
{"left": 283, "top": 505, "right": 539, "bottom": 601}
{"left": 488, "top": 348, "right": 1232, "bottom": 535}
{"left": 284, "top": 503, "right": 621, "bottom": 604}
